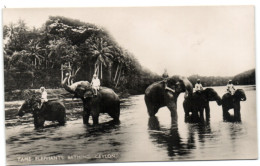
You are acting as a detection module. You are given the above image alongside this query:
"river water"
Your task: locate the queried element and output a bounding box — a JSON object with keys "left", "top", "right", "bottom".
{"left": 4, "top": 85, "right": 258, "bottom": 165}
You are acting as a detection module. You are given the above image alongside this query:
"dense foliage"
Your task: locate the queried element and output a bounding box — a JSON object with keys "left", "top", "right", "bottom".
{"left": 4, "top": 16, "right": 160, "bottom": 93}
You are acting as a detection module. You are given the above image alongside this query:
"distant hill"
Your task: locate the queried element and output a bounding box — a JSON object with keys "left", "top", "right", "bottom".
{"left": 232, "top": 69, "right": 255, "bottom": 85}
{"left": 188, "top": 69, "right": 255, "bottom": 86}
{"left": 188, "top": 75, "right": 232, "bottom": 87}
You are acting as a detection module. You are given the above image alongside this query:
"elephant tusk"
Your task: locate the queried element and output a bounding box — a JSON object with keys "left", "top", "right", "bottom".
{"left": 165, "top": 87, "right": 175, "bottom": 93}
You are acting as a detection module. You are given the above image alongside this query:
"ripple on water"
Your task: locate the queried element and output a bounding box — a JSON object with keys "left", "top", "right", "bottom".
{"left": 4, "top": 86, "right": 258, "bottom": 165}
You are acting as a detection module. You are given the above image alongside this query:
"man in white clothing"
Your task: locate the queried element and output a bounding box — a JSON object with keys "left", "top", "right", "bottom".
{"left": 227, "top": 80, "right": 236, "bottom": 95}
{"left": 194, "top": 79, "right": 203, "bottom": 92}
{"left": 40, "top": 87, "right": 48, "bottom": 108}
{"left": 91, "top": 74, "right": 100, "bottom": 96}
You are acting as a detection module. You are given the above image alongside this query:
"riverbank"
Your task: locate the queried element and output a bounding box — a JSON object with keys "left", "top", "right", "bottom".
{"left": 4, "top": 88, "right": 132, "bottom": 102}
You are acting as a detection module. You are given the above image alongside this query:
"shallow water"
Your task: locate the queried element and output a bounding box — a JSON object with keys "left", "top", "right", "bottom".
{"left": 5, "top": 85, "right": 257, "bottom": 165}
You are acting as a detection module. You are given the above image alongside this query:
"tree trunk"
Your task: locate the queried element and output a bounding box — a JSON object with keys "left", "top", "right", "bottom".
{"left": 96, "top": 65, "right": 99, "bottom": 78}
{"left": 108, "top": 63, "right": 112, "bottom": 82}
{"left": 115, "top": 66, "right": 122, "bottom": 87}
{"left": 114, "top": 64, "right": 120, "bottom": 82}
{"left": 61, "top": 64, "right": 63, "bottom": 83}
{"left": 100, "top": 63, "right": 102, "bottom": 79}
{"left": 74, "top": 66, "right": 81, "bottom": 77}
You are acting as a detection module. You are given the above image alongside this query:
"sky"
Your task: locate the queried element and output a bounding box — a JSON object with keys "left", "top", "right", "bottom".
{"left": 3, "top": 6, "right": 255, "bottom": 77}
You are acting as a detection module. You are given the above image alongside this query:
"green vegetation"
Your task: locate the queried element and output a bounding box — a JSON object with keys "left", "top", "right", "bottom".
{"left": 4, "top": 16, "right": 160, "bottom": 94}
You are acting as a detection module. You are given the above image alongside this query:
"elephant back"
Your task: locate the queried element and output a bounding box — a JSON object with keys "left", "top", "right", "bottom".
{"left": 41, "top": 101, "right": 66, "bottom": 120}
{"left": 99, "top": 87, "right": 120, "bottom": 102}
{"left": 145, "top": 81, "right": 165, "bottom": 102}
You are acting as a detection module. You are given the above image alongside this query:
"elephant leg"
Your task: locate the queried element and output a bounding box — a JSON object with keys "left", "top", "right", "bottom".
{"left": 33, "top": 113, "right": 45, "bottom": 128}
{"left": 191, "top": 107, "right": 199, "bottom": 122}
{"left": 92, "top": 115, "right": 99, "bottom": 125}
{"left": 58, "top": 115, "right": 66, "bottom": 125}
{"left": 108, "top": 106, "right": 120, "bottom": 123}
{"left": 167, "top": 102, "right": 177, "bottom": 125}
{"left": 57, "top": 108, "right": 66, "bottom": 125}
{"left": 222, "top": 106, "right": 230, "bottom": 121}
{"left": 34, "top": 119, "right": 39, "bottom": 128}
{"left": 205, "top": 103, "right": 210, "bottom": 121}
{"left": 34, "top": 117, "right": 45, "bottom": 128}
{"left": 146, "top": 102, "right": 159, "bottom": 117}
{"left": 199, "top": 107, "right": 205, "bottom": 122}
{"left": 237, "top": 109, "right": 241, "bottom": 122}
{"left": 183, "top": 100, "right": 190, "bottom": 119}
{"left": 234, "top": 105, "right": 241, "bottom": 122}
{"left": 91, "top": 108, "right": 100, "bottom": 125}
{"left": 111, "top": 101, "right": 120, "bottom": 122}
{"left": 82, "top": 105, "right": 91, "bottom": 125}
{"left": 83, "top": 111, "right": 90, "bottom": 125}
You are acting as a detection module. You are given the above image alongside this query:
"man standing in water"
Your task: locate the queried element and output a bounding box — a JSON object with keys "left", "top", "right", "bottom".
{"left": 91, "top": 74, "right": 100, "bottom": 96}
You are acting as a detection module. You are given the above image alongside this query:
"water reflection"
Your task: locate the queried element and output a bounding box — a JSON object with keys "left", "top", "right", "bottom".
{"left": 148, "top": 116, "right": 194, "bottom": 158}
{"left": 5, "top": 85, "right": 257, "bottom": 164}
{"left": 84, "top": 120, "right": 121, "bottom": 135}
{"left": 227, "top": 123, "right": 243, "bottom": 141}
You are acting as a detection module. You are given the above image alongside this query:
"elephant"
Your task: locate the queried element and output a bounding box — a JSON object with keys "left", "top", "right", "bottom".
{"left": 221, "top": 89, "right": 246, "bottom": 122}
{"left": 62, "top": 76, "right": 120, "bottom": 125}
{"left": 183, "top": 88, "right": 222, "bottom": 122}
{"left": 18, "top": 96, "right": 66, "bottom": 128}
{"left": 144, "top": 76, "right": 193, "bottom": 124}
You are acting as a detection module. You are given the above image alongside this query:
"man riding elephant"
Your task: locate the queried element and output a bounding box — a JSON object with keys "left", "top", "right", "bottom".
{"left": 183, "top": 88, "right": 222, "bottom": 122}
{"left": 18, "top": 95, "right": 66, "bottom": 128}
{"left": 194, "top": 79, "right": 203, "bottom": 93}
{"left": 144, "top": 75, "right": 193, "bottom": 124}
{"left": 91, "top": 74, "right": 101, "bottom": 96}
{"left": 62, "top": 75, "right": 120, "bottom": 125}
{"left": 226, "top": 80, "right": 236, "bottom": 95}
{"left": 222, "top": 89, "right": 246, "bottom": 122}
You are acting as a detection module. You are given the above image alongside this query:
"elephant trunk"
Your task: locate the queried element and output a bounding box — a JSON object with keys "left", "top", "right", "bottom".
{"left": 216, "top": 97, "right": 222, "bottom": 105}
{"left": 17, "top": 105, "right": 25, "bottom": 117}
{"left": 241, "top": 96, "right": 247, "bottom": 101}
{"left": 62, "top": 76, "right": 76, "bottom": 94}
{"left": 181, "top": 76, "right": 193, "bottom": 98}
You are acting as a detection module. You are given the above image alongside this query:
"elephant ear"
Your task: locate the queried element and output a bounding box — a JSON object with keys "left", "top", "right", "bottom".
{"left": 74, "top": 82, "right": 92, "bottom": 98}
{"left": 22, "top": 89, "right": 33, "bottom": 100}
{"left": 233, "top": 89, "right": 246, "bottom": 101}
{"left": 83, "top": 87, "right": 94, "bottom": 99}
{"left": 166, "top": 76, "right": 193, "bottom": 97}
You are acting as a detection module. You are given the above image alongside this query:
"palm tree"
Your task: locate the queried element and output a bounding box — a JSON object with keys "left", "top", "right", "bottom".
{"left": 27, "top": 39, "right": 44, "bottom": 68}
{"left": 47, "top": 38, "right": 80, "bottom": 83}
{"left": 112, "top": 47, "right": 126, "bottom": 86}
{"left": 87, "top": 36, "right": 114, "bottom": 81}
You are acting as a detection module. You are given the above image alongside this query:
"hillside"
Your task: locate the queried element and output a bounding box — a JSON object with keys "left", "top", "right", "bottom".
{"left": 232, "top": 69, "right": 255, "bottom": 85}
{"left": 188, "top": 69, "right": 255, "bottom": 86}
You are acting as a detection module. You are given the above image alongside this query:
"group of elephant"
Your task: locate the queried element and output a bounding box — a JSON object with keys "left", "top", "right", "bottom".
{"left": 145, "top": 76, "right": 246, "bottom": 124}
{"left": 18, "top": 76, "right": 246, "bottom": 128}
